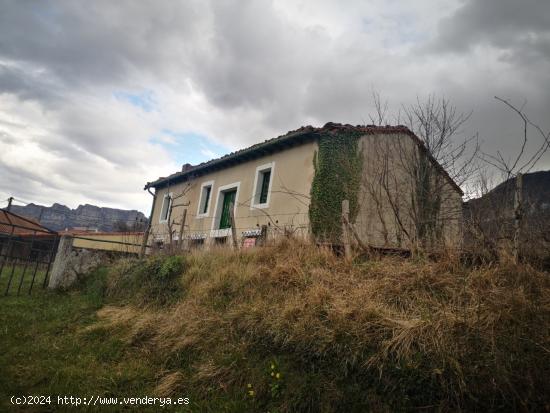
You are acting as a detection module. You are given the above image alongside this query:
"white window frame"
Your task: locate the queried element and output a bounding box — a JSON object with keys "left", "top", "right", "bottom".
{"left": 250, "top": 162, "right": 275, "bottom": 209}
{"left": 210, "top": 181, "right": 241, "bottom": 234}
{"left": 159, "top": 192, "right": 173, "bottom": 223}
{"left": 196, "top": 180, "right": 214, "bottom": 218}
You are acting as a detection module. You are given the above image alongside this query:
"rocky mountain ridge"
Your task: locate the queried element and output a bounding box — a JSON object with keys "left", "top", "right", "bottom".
{"left": 10, "top": 203, "right": 147, "bottom": 232}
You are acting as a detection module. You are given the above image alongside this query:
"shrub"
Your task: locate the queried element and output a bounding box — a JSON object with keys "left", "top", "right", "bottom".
{"left": 107, "top": 255, "right": 185, "bottom": 306}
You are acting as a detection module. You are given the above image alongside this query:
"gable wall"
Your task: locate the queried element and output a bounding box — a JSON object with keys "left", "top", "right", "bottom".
{"left": 355, "top": 133, "right": 463, "bottom": 249}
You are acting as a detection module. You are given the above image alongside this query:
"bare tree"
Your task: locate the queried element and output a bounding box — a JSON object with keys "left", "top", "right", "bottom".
{"left": 479, "top": 96, "right": 550, "bottom": 263}
{"left": 164, "top": 182, "right": 194, "bottom": 251}
{"left": 362, "top": 94, "right": 479, "bottom": 252}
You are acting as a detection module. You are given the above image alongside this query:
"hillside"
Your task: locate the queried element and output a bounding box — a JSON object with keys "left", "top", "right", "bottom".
{"left": 2, "top": 240, "right": 547, "bottom": 412}
{"left": 10, "top": 203, "right": 147, "bottom": 232}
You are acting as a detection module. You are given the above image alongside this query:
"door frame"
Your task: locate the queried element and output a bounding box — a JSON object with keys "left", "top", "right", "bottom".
{"left": 210, "top": 181, "right": 241, "bottom": 235}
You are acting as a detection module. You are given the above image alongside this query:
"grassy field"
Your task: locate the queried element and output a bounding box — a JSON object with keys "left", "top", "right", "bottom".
{"left": 0, "top": 241, "right": 549, "bottom": 412}
{"left": 0, "top": 264, "right": 48, "bottom": 296}
{"left": 0, "top": 269, "right": 161, "bottom": 413}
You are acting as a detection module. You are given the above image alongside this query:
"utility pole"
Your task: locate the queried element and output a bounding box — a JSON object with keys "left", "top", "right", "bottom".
{"left": 6, "top": 197, "right": 14, "bottom": 212}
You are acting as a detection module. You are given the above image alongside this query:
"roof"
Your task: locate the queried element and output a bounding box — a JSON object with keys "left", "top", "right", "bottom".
{"left": 145, "top": 122, "right": 463, "bottom": 195}
{"left": 0, "top": 209, "right": 57, "bottom": 236}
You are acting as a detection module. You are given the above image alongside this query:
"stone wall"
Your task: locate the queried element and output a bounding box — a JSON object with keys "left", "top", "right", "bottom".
{"left": 48, "top": 236, "right": 104, "bottom": 289}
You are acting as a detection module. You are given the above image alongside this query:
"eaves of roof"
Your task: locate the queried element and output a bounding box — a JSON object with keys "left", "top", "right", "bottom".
{"left": 145, "top": 122, "right": 463, "bottom": 195}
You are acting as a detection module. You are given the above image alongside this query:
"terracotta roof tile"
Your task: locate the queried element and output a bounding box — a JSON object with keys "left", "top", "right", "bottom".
{"left": 145, "top": 123, "right": 462, "bottom": 195}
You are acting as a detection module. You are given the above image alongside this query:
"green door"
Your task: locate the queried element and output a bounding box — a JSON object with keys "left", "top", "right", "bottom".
{"left": 219, "top": 190, "right": 236, "bottom": 229}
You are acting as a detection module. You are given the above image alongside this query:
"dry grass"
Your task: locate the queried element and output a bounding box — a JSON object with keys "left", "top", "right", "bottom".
{"left": 100, "top": 239, "right": 550, "bottom": 412}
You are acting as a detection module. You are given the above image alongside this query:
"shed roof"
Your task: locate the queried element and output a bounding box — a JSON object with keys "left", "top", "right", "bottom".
{"left": 0, "top": 209, "right": 57, "bottom": 236}
{"left": 145, "top": 123, "right": 463, "bottom": 195}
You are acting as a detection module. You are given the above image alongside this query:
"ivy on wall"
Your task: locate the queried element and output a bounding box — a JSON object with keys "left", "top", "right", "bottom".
{"left": 309, "top": 130, "right": 363, "bottom": 242}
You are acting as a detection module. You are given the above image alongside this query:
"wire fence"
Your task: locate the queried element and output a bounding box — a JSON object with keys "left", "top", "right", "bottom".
{"left": 0, "top": 209, "right": 59, "bottom": 296}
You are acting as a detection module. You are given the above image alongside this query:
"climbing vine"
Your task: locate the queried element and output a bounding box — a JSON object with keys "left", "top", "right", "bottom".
{"left": 309, "top": 130, "right": 363, "bottom": 242}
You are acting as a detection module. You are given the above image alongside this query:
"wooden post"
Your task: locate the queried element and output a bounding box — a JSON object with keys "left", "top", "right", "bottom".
{"left": 513, "top": 173, "right": 523, "bottom": 264}
{"left": 139, "top": 227, "right": 150, "bottom": 258}
{"left": 259, "top": 225, "right": 268, "bottom": 246}
{"left": 140, "top": 189, "right": 157, "bottom": 258}
{"left": 178, "top": 209, "right": 187, "bottom": 249}
{"left": 341, "top": 199, "right": 351, "bottom": 259}
{"left": 229, "top": 202, "right": 238, "bottom": 250}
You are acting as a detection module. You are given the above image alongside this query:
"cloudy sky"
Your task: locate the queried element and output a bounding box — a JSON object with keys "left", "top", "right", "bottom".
{"left": 1, "top": 0, "right": 549, "bottom": 213}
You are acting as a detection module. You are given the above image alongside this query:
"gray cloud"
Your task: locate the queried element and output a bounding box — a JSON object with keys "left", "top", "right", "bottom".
{"left": 0, "top": 0, "right": 549, "bottom": 212}
{"left": 432, "top": 0, "right": 550, "bottom": 62}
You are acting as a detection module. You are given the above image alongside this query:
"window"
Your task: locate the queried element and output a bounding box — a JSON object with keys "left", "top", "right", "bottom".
{"left": 259, "top": 170, "right": 271, "bottom": 204}
{"left": 251, "top": 162, "right": 274, "bottom": 208}
{"left": 159, "top": 193, "right": 172, "bottom": 223}
{"left": 203, "top": 186, "right": 211, "bottom": 213}
{"left": 197, "top": 181, "right": 214, "bottom": 217}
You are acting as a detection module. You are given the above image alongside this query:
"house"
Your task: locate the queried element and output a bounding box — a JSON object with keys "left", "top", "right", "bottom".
{"left": 144, "top": 123, "right": 463, "bottom": 250}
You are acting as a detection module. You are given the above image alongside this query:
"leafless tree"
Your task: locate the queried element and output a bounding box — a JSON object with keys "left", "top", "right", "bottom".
{"left": 362, "top": 94, "right": 479, "bottom": 253}
{"left": 164, "top": 182, "right": 194, "bottom": 250}
{"left": 478, "top": 96, "right": 550, "bottom": 263}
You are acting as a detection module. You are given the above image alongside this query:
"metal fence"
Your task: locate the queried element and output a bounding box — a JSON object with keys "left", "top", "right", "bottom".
{"left": 0, "top": 210, "right": 59, "bottom": 295}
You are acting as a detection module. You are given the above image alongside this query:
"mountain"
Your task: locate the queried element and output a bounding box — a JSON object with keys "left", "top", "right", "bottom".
{"left": 466, "top": 169, "right": 550, "bottom": 216}
{"left": 10, "top": 203, "right": 148, "bottom": 232}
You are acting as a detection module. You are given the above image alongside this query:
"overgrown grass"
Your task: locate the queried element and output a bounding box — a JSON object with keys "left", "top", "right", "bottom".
{"left": 1, "top": 241, "right": 549, "bottom": 412}
{"left": 106, "top": 255, "right": 185, "bottom": 306}
{"left": 98, "top": 240, "right": 549, "bottom": 412}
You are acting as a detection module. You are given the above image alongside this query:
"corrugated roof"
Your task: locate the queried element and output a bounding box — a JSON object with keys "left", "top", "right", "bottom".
{"left": 145, "top": 122, "right": 463, "bottom": 195}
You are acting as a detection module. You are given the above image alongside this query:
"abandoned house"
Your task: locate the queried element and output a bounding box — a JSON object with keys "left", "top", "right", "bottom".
{"left": 144, "top": 123, "right": 463, "bottom": 250}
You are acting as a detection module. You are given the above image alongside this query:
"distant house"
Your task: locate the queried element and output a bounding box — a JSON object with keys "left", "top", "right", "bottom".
{"left": 144, "top": 123, "right": 463, "bottom": 250}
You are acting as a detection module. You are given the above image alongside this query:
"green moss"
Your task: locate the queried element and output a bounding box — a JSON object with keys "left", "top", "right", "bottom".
{"left": 309, "top": 130, "right": 363, "bottom": 242}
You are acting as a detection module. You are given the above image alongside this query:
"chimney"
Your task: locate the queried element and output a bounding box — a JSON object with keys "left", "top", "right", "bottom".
{"left": 181, "top": 163, "right": 193, "bottom": 173}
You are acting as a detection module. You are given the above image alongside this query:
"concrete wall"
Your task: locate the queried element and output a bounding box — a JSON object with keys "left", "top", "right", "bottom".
{"left": 150, "top": 141, "right": 318, "bottom": 246}
{"left": 355, "top": 133, "right": 463, "bottom": 250}
{"left": 71, "top": 232, "right": 143, "bottom": 254}
{"left": 355, "top": 133, "right": 415, "bottom": 248}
